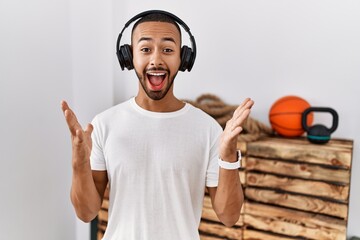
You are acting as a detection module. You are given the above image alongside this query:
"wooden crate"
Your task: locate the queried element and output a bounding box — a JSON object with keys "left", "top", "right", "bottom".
{"left": 97, "top": 187, "right": 109, "bottom": 239}
{"left": 97, "top": 137, "right": 354, "bottom": 240}
{"left": 241, "top": 137, "right": 353, "bottom": 240}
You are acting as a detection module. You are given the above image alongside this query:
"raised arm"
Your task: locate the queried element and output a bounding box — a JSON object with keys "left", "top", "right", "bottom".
{"left": 61, "top": 101, "right": 108, "bottom": 222}
{"left": 207, "top": 98, "right": 254, "bottom": 227}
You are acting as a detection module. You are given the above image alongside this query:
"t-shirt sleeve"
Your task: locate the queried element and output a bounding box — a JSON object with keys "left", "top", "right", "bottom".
{"left": 205, "top": 124, "right": 222, "bottom": 187}
{"left": 90, "top": 115, "right": 107, "bottom": 171}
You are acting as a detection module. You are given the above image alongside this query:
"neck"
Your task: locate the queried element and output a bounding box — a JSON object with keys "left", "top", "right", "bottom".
{"left": 135, "top": 87, "right": 185, "bottom": 113}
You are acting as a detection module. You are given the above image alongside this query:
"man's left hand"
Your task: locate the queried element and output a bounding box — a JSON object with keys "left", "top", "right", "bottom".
{"left": 219, "top": 98, "right": 254, "bottom": 162}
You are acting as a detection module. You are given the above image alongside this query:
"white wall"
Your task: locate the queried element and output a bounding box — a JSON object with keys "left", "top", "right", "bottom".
{"left": 0, "top": 0, "right": 75, "bottom": 239}
{"left": 0, "top": 0, "right": 113, "bottom": 239}
{"left": 69, "top": 0, "right": 114, "bottom": 239}
{"left": 114, "top": 0, "right": 360, "bottom": 238}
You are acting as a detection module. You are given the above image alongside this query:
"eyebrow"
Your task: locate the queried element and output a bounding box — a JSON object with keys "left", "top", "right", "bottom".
{"left": 137, "top": 37, "right": 176, "bottom": 44}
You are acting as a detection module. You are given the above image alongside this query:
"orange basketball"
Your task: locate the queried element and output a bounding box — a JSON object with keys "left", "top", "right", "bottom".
{"left": 269, "top": 96, "right": 313, "bottom": 137}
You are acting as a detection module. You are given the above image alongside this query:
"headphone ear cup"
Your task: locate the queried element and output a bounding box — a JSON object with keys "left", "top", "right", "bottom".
{"left": 118, "top": 44, "right": 134, "bottom": 70}
{"left": 179, "top": 46, "right": 194, "bottom": 72}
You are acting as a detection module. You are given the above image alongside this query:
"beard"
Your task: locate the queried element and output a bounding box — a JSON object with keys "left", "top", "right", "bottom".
{"left": 135, "top": 67, "right": 177, "bottom": 101}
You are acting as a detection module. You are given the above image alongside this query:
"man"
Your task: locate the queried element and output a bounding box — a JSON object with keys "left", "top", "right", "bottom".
{"left": 62, "top": 10, "right": 254, "bottom": 240}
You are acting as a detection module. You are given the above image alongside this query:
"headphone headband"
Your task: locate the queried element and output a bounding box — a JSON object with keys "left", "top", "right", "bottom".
{"left": 116, "top": 10, "right": 197, "bottom": 72}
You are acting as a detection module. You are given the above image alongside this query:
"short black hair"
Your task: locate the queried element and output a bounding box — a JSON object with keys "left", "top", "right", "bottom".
{"left": 131, "top": 13, "right": 182, "bottom": 43}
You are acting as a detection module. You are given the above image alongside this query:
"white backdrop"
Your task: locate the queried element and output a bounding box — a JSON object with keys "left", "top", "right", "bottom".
{"left": 0, "top": 0, "right": 76, "bottom": 239}
{"left": 1, "top": 0, "right": 359, "bottom": 239}
{"left": 0, "top": 0, "right": 113, "bottom": 239}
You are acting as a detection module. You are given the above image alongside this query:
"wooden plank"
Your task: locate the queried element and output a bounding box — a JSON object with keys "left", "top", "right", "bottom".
{"left": 101, "top": 199, "right": 109, "bottom": 210}
{"left": 200, "top": 234, "right": 224, "bottom": 240}
{"left": 200, "top": 234, "right": 228, "bottom": 240}
{"left": 202, "top": 196, "right": 219, "bottom": 223}
{"left": 239, "top": 169, "right": 246, "bottom": 185}
{"left": 255, "top": 136, "right": 353, "bottom": 149}
{"left": 97, "top": 231, "right": 104, "bottom": 240}
{"left": 199, "top": 221, "right": 242, "bottom": 239}
{"left": 237, "top": 141, "right": 247, "bottom": 154}
{"left": 245, "top": 188, "right": 348, "bottom": 219}
{"left": 246, "top": 137, "right": 352, "bottom": 168}
{"left": 97, "top": 222, "right": 107, "bottom": 232}
{"left": 244, "top": 202, "right": 347, "bottom": 240}
{"left": 97, "top": 221, "right": 107, "bottom": 240}
{"left": 325, "top": 138, "right": 354, "bottom": 149}
{"left": 246, "top": 172, "right": 349, "bottom": 202}
{"left": 243, "top": 229, "right": 298, "bottom": 240}
{"left": 244, "top": 157, "right": 350, "bottom": 184}
{"left": 202, "top": 196, "right": 244, "bottom": 226}
{"left": 98, "top": 209, "right": 108, "bottom": 224}
{"left": 104, "top": 185, "right": 110, "bottom": 199}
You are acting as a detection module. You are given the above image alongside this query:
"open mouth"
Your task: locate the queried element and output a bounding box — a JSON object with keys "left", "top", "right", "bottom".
{"left": 147, "top": 72, "right": 167, "bottom": 91}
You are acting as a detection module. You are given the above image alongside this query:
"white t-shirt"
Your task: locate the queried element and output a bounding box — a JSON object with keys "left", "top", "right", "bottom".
{"left": 90, "top": 97, "right": 222, "bottom": 240}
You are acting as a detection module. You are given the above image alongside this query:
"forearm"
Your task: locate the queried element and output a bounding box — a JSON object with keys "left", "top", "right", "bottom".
{"left": 212, "top": 97, "right": 253, "bottom": 226}
{"left": 71, "top": 163, "right": 102, "bottom": 222}
{"left": 213, "top": 167, "right": 244, "bottom": 226}
{"left": 61, "top": 101, "right": 102, "bottom": 222}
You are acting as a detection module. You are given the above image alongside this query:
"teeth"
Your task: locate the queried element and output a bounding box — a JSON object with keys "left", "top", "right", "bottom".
{"left": 148, "top": 72, "right": 166, "bottom": 76}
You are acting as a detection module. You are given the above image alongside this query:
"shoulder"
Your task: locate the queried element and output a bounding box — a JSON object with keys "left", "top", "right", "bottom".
{"left": 187, "top": 104, "right": 219, "bottom": 123}
{"left": 186, "top": 104, "right": 223, "bottom": 132}
{"left": 92, "top": 98, "right": 133, "bottom": 124}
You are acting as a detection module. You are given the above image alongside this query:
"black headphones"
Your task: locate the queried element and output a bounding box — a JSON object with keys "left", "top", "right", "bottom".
{"left": 116, "top": 10, "right": 197, "bottom": 72}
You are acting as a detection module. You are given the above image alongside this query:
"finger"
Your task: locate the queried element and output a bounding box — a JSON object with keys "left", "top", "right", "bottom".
{"left": 222, "top": 126, "right": 243, "bottom": 145}
{"left": 61, "top": 100, "right": 70, "bottom": 114}
{"left": 234, "top": 98, "right": 252, "bottom": 113}
{"left": 230, "top": 126, "right": 243, "bottom": 138}
{"left": 224, "top": 119, "right": 234, "bottom": 133}
{"left": 64, "top": 108, "right": 82, "bottom": 136}
{"left": 232, "top": 99, "right": 254, "bottom": 123}
{"left": 233, "top": 98, "right": 253, "bottom": 116}
{"left": 225, "top": 98, "right": 254, "bottom": 132}
{"left": 84, "top": 123, "right": 94, "bottom": 137}
{"left": 75, "top": 129, "right": 85, "bottom": 144}
{"left": 227, "top": 109, "right": 251, "bottom": 133}
{"left": 232, "top": 109, "right": 251, "bottom": 130}
{"left": 246, "top": 98, "right": 255, "bottom": 109}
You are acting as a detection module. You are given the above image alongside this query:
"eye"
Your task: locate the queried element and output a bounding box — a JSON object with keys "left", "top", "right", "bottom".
{"left": 163, "top": 48, "right": 174, "bottom": 53}
{"left": 141, "top": 47, "right": 151, "bottom": 53}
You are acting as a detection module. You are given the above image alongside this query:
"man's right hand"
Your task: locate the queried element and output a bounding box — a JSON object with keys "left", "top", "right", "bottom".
{"left": 61, "top": 101, "right": 93, "bottom": 170}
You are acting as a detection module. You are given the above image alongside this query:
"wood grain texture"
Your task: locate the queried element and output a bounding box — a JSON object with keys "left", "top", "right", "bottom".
{"left": 246, "top": 137, "right": 352, "bottom": 168}
{"left": 244, "top": 157, "right": 350, "bottom": 184}
{"left": 101, "top": 199, "right": 109, "bottom": 210}
{"left": 243, "top": 229, "right": 298, "bottom": 240}
{"left": 199, "top": 221, "right": 242, "bottom": 240}
{"left": 244, "top": 202, "right": 346, "bottom": 240}
{"left": 245, "top": 187, "right": 348, "bottom": 219}
{"left": 246, "top": 172, "right": 349, "bottom": 202}
{"left": 97, "top": 231, "right": 104, "bottom": 240}
{"left": 239, "top": 170, "right": 246, "bottom": 185}
{"left": 98, "top": 209, "right": 108, "bottom": 224}
{"left": 97, "top": 222, "right": 107, "bottom": 232}
{"left": 200, "top": 234, "right": 228, "bottom": 240}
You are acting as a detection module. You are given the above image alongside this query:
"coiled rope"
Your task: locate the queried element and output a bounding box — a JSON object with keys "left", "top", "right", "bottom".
{"left": 184, "top": 94, "right": 274, "bottom": 142}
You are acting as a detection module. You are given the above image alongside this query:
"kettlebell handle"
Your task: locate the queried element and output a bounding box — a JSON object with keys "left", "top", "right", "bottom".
{"left": 302, "top": 107, "right": 339, "bottom": 133}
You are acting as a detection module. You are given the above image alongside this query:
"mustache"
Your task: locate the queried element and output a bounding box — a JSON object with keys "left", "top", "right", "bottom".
{"left": 146, "top": 67, "right": 169, "bottom": 73}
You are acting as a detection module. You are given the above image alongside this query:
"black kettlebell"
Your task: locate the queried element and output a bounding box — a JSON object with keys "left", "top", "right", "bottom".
{"left": 301, "top": 107, "right": 339, "bottom": 144}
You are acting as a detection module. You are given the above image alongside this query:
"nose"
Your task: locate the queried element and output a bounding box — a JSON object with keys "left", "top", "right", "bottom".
{"left": 150, "top": 49, "right": 164, "bottom": 67}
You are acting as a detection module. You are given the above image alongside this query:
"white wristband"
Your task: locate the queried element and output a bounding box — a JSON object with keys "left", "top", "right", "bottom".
{"left": 218, "top": 150, "right": 242, "bottom": 170}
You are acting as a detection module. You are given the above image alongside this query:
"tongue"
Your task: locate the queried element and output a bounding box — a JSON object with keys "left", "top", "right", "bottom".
{"left": 149, "top": 75, "right": 164, "bottom": 86}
